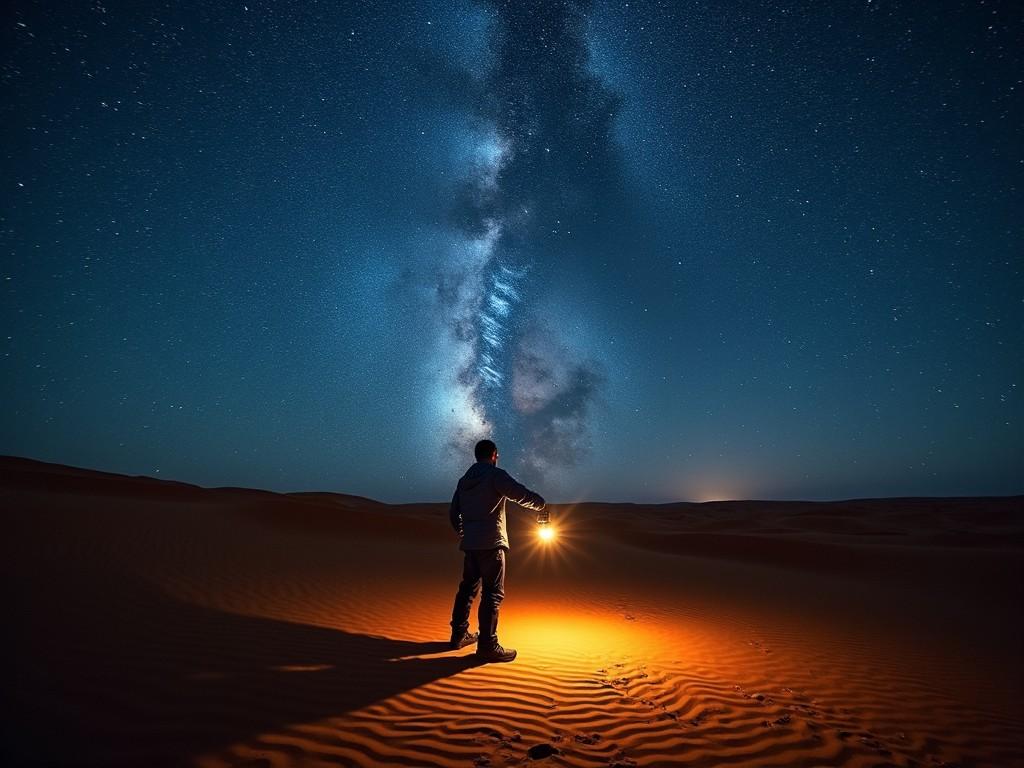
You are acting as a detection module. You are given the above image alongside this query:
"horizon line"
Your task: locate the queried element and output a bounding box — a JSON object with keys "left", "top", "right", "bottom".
{"left": 3, "top": 453, "right": 1022, "bottom": 507}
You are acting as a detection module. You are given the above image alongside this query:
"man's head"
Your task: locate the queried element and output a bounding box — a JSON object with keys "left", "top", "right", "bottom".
{"left": 474, "top": 439, "right": 498, "bottom": 465}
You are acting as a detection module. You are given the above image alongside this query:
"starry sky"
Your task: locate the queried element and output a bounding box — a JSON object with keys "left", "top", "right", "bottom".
{"left": 2, "top": 1, "right": 1021, "bottom": 503}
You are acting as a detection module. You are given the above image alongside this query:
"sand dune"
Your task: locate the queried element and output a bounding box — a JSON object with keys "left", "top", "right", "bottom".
{"left": 3, "top": 456, "right": 1022, "bottom": 767}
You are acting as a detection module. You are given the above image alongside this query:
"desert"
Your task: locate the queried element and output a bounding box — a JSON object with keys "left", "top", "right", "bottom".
{"left": 4, "top": 456, "right": 1021, "bottom": 767}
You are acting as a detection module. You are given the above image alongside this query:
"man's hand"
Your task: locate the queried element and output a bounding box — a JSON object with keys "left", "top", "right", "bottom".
{"left": 536, "top": 509, "right": 549, "bottom": 524}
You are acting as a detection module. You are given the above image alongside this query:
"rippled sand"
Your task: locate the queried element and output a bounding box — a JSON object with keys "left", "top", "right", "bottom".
{"left": 4, "top": 457, "right": 1022, "bottom": 767}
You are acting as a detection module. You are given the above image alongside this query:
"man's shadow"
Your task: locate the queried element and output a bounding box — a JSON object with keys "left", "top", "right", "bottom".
{"left": 8, "top": 560, "right": 483, "bottom": 768}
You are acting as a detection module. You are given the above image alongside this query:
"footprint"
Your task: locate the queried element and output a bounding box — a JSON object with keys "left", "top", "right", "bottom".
{"left": 527, "top": 743, "right": 560, "bottom": 760}
{"left": 608, "top": 751, "right": 637, "bottom": 768}
{"left": 497, "top": 731, "right": 523, "bottom": 749}
{"left": 858, "top": 734, "right": 891, "bottom": 755}
{"left": 689, "top": 707, "right": 720, "bottom": 726}
{"left": 761, "top": 713, "right": 792, "bottom": 727}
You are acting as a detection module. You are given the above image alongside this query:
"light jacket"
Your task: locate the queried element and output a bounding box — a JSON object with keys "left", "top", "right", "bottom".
{"left": 449, "top": 461, "right": 545, "bottom": 551}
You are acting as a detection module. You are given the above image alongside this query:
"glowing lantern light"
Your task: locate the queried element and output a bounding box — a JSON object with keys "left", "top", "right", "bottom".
{"left": 537, "top": 507, "right": 555, "bottom": 542}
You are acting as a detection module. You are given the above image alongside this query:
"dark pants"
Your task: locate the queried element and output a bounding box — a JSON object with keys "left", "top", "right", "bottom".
{"left": 450, "top": 547, "right": 506, "bottom": 648}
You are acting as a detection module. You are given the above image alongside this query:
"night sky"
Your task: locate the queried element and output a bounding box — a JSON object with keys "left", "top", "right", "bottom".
{"left": 2, "top": 1, "right": 1021, "bottom": 503}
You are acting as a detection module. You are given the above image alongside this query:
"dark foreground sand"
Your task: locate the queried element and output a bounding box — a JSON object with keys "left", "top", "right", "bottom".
{"left": 3, "top": 456, "right": 1022, "bottom": 767}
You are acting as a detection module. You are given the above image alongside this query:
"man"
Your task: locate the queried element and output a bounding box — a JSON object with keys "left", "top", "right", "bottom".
{"left": 448, "top": 438, "right": 547, "bottom": 663}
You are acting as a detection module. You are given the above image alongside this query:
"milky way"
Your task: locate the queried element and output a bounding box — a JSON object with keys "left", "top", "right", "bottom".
{"left": 435, "top": 0, "right": 619, "bottom": 482}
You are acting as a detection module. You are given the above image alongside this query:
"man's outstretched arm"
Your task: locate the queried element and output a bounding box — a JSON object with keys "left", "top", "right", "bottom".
{"left": 448, "top": 489, "right": 463, "bottom": 537}
{"left": 494, "top": 469, "right": 545, "bottom": 512}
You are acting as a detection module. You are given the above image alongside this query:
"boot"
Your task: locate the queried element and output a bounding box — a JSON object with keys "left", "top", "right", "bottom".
{"left": 449, "top": 629, "right": 479, "bottom": 650}
{"left": 476, "top": 639, "right": 517, "bottom": 663}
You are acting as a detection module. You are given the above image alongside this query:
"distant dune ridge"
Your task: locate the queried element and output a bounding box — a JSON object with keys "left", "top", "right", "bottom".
{"left": 3, "top": 455, "right": 1022, "bottom": 767}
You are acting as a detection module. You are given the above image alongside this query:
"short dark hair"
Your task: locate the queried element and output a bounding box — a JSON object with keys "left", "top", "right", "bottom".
{"left": 474, "top": 439, "right": 497, "bottom": 461}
